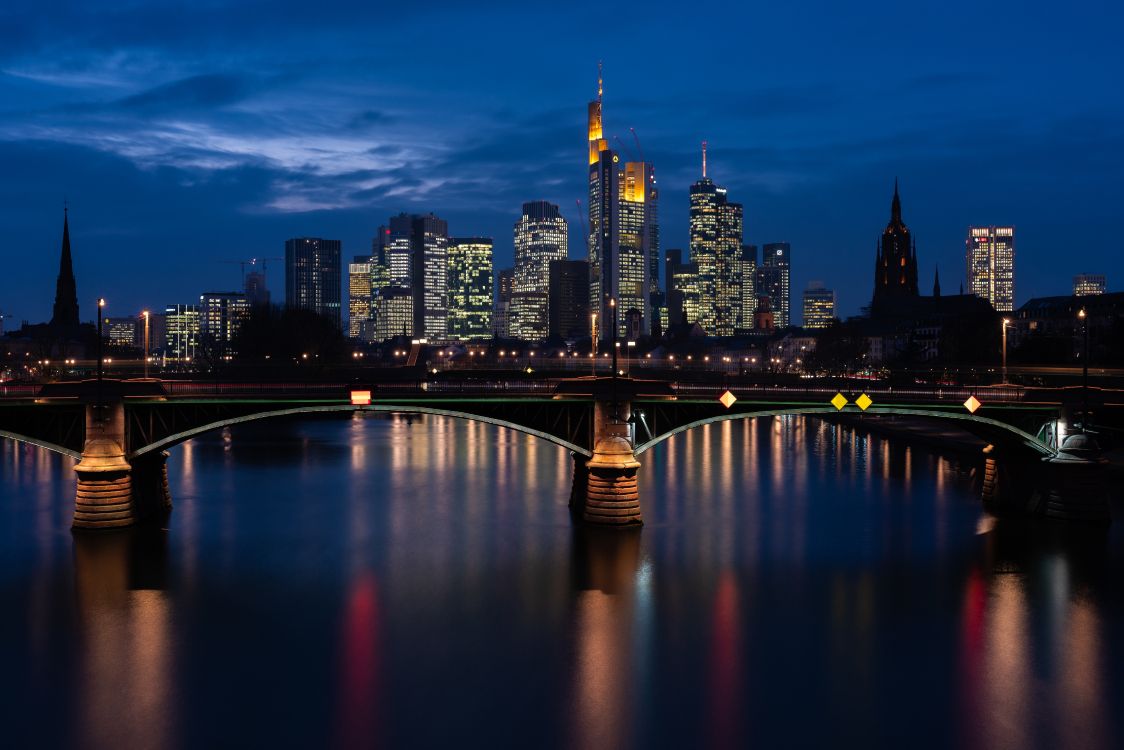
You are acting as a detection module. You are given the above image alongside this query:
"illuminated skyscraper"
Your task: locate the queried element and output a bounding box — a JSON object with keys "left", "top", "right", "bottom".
{"left": 348, "top": 258, "right": 374, "bottom": 339}
{"left": 374, "top": 288, "right": 413, "bottom": 342}
{"left": 966, "top": 226, "right": 1015, "bottom": 312}
{"left": 802, "top": 281, "right": 835, "bottom": 329}
{"left": 200, "top": 292, "right": 251, "bottom": 357}
{"left": 758, "top": 243, "right": 791, "bottom": 328}
{"left": 739, "top": 245, "right": 758, "bottom": 332}
{"left": 447, "top": 238, "right": 494, "bottom": 341}
{"left": 495, "top": 268, "right": 514, "bottom": 338}
{"left": 689, "top": 144, "right": 742, "bottom": 335}
{"left": 871, "top": 181, "right": 918, "bottom": 315}
{"left": 164, "top": 303, "right": 200, "bottom": 363}
{"left": 665, "top": 248, "right": 701, "bottom": 328}
{"left": 1074, "top": 274, "right": 1106, "bottom": 296}
{"left": 385, "top": 213, "right": 450, "bottom": 340}
{"left": 285, "top": 237, "right": 342, "bottom": 328}
{"left": 586, "top": 66, "right": 658, "bottom": 338}
{"left": 513, "top": 201, "right": 568, "bottom": 339}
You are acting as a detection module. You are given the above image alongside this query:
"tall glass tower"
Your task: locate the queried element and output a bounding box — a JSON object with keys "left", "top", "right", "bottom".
{"left": 966, "top": 225, "right": 1015, "bottom": 312}
{"left": 689, "top": 143, "right": 742, "bottom": 335}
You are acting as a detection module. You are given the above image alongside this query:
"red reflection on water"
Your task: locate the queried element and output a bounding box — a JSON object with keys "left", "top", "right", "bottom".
{"left": 707, "top": 572, "right": 742, "bottom": 748}
{"left": 956, "top": 567, "right": 987, "bottom": 745}
{"left": 335, "top": 573, "right": 382, "bottom": 748}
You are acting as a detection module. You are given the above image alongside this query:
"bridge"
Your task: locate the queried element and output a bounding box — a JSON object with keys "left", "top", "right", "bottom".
{"left": 0, "top": 376, "right": 1113, "bottom": 529}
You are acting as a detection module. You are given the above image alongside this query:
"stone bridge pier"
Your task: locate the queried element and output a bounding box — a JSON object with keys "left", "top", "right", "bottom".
{"left": 72, "top": 401, "right": 171, "bottom": 531}
{"left": 981, "top": 439, "right": 1111, "bottom": 524}
{"left": 570, "top": 399, "right": 643, "bottom": 527}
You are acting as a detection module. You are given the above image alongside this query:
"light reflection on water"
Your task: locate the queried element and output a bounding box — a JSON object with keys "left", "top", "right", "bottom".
{"left": 1, "top": 414, "right": 1122, "bottom": 749}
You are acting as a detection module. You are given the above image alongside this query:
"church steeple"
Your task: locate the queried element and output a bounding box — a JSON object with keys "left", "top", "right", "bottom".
{"left": 51, "top": 206, "right": 80, "bottom": 328}
{"left": 890, "top": 177, "right": 903, "bottom": 226}
{"left": 933, "top": 265, "right": 941, "bottom": 297}
{"left": 871, "top": 179, "right": 920, "bottom": 315}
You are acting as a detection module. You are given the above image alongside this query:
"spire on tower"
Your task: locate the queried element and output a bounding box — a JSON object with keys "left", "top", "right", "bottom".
{"left": 597, "top": 61, "right": 603, "bottom": 103}
{"left": 933, "top": 265, "right": 941, "bottom": 297}
{"left": 702, "top": 140, "right": 708, "bottom": 178}
{"left": 51, "top": 204, "right": 80, "bottom": 329}
{"left": 891, "top": 177, "right": 902, "bottom": 223}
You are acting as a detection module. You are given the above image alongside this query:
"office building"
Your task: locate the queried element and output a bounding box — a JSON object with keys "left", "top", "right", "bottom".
{"left": 348, "top": 257, "right": 374, "bottom": 339}
{"left": 374, "top": 287, "right": 413, "bottom": 342}
{"left": 689, "top": 144, "right": 742, "bottom": 335}
{"left": 285, "top": 237, "right": 342, "bottom": 327}
{"left": 447, "top": 238, "right": 494, "bottom": 341}
{"left": 104, "top": 316, "right": 138, "bottom": 349}
{"left": 1073, "top": 273, "right": 1105, "bottom": 297}
{"left": 244, "top": 269, "right": 270, "bottom": 307}
{"left": 966, "top": 225, "right": 1015, "bottom": 312}
{"left": 513, "top": 201, "right": 568, "bottom": 339}
{"left": 548, "top": 259, "right": 590, "bottom": 339}
{"left": 385, "top": 213, "right": 450, "bottom": 340}
{"left": 509, "top": 292, "right": 549, "bottom": 342}
{"left": 758, "top": 242, "right": 792, "bottom": 328}
{"left": 802, "top": 281, "right": 836, "bottom": 329}
{"left": 587, "top": 67, "right": 659, "bottom": 338}
{"left": 200, "top": 292, "right": 251, "bottom": 357}
{"left": 165, "top": 304, "right": 201, "bottom": 363}
{"left": 495, "top": 268, "right": 515, "bottom": 338}
{"left": 666, "top": 248, "right": 701, "bottom": 328}
{"left": 739, "top": 245, "right": 758, "bottom": 332}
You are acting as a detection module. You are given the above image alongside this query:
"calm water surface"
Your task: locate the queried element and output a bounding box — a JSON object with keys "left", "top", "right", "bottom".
{"left": 2, "top": 414, "right": 1123, "bottom": 749}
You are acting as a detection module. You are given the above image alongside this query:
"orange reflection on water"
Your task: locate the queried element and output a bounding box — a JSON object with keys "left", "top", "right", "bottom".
{"left": 706, "top": 572, "right": 742, "bottom": 748}
{"left": 335, "top": 573, "right": 383, "bottom": 748}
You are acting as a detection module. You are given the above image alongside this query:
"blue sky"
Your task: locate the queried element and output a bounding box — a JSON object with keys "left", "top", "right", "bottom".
{"left": 1, "top": 0, "right": 1122, "bottom": 325}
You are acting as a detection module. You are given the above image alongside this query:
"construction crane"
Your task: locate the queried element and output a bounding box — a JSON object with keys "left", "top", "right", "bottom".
{"left": 220, "top": 257, "right": 282, "bottom": 285}
{"left": 629, "top": 127, "right": 645, "bottom": 163}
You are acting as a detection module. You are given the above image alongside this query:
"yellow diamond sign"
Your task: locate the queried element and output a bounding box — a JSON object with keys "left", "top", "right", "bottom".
{"left": 831, "top": 393, "right": 849, "bottom": 410}
{"left": 856, "top": 393, "right": 873, "bottom": 411}
{"left": 964, "top": 395, "right": 982, "bottom": 414}
{"left": 719, "top": 390, "right": 737, "bottom": 409}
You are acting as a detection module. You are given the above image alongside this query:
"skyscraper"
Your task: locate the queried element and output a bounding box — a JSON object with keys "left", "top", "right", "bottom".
{"left": 51, "top": 207, "right": 79, "bottom": 328}
{"left": 758, "top": 243, "right": 791, "bottom": 328}
{"left": 739, "top": 245, "right": 758, "bottom": 333}
{"left": 164, "top": 303, "right": 200, "bottom": 363}
{"left": 689, "top": 144, "right": 742, "bottom": 335}
{"left": 513, "top": 201, "right": 568, "bottom": 339}
{"left": 548, "top": 259, "right": 591, "bottom": 339}
{"left": 665, "top": 248, "right": 701, "bottom": 328}
{"left": 802, "top": 281, "right": 836, "bottom": 328}
{"left": 495, "top": 268, "right": 514, "bottom": 338}
{"left": 200, "top": 292, "right": 251, "bottom": 357}
{"left": 348, "top": 257, "right": 374, "bottom": 339}
{"left": 244, "top": 269, "right": 270, "bottom": 307}
{"left": 587, "top": 66, "right": 658, "bottom": 338}
{"left": 966, "top": 225, "right": 1015, "bottom": 312}
{"left": 447, "top": 238, "right": 494, "bottom": 341}
{"left": 1074, "top": 274, "right": 1106, "bottom": 296}
{"left": 285, "top": 237, "right": 342, "bottom": 328}
{"left": 384, "top": 213, "right": 450, "bottom": 340}
{"left": 871, "top": 181, "right": 919, "bottom": 315}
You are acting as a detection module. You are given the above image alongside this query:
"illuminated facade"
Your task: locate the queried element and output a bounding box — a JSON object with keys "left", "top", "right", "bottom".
{"left": 966, "top": 225, "right": 1015, "bottom": 312}
{"left": 164, "top": 303, "right": 200, "bottom": 363}
{"left": 586, "top": 67, "right": 659, "bottom": 338}
{"left": 513, "top": 201, "right": 568, "bottom": 339}
{"left": 386, "top": 213, "right": 450, "bottom": 340}
{"left": 348, "top": 258, "right": 374, "bottom": 339}
{"left": 665, "top": 248, "right": 701, "bottom": 327}
{"left": 1074, "top": 274, "right": 1106, "bottom": 296}
{"left": 104, "top": 317, "right": 138, "bottom": 348}
{"left": 871, "top": 181, "right": 919, "bottom": 315}
{"left": 447, "top": 238, "right": 494, "bottom": 341}
{"left": 374, "top": 287, "right": 413, "bottom": 341}
{"left": 758, "top": 243, "right": 792, "bottom": 328}
{"left": 200, "top": 292, "right": 250, "bottom": 357}
{"left": 509, "top": 292, "right": 549, "bottom": 342}
{"left": 739, "top": 245, "right": 757, "bottom": 332}
{"left": 689, "top": 145, "right": 742, "bottom": 335}
{"left": 495, "top": 268, "right": 514, "bottom": 338}
{"left": 284, "top": 237, "right": 342, "bottom": 328}
{"left": 802, "top": 281, "right": 835, "bottom": 328}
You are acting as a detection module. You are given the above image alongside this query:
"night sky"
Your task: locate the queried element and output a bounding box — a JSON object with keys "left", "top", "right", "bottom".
{"left": 2, "top": 0, "right": 1121, "bottom": 326}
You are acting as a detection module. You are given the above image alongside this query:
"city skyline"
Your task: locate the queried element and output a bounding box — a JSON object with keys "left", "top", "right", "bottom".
{"left": 2, "top": 1, "right": 1122, "bottom": 324}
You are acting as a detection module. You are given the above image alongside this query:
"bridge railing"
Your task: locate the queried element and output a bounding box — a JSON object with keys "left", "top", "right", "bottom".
{"left": 669, "top": 383, "right": 1028, "bottom": 403}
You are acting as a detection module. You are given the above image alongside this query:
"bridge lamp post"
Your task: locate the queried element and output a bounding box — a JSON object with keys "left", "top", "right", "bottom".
{"left": 96, "top": 298, "right": 105, "bottom": 409}
{"left": 142, "top": 310, "right": 150, "bottom": 379}
{"left": 609, "top": 299, "right": 618, "bottom": 379}
{"left": 1001, "top": 318, "right": 1010, "bottom": 385}
{"left": 1078, "top": 307, "right": 1089, "bottom": 431}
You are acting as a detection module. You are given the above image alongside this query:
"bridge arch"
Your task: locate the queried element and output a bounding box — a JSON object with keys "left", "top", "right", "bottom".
{"left": 129, "top": 403, "right": 592, "bottom": 460}
{"left": 633, "top": 406, "right": 1056, "bottom": 458}
{"left": 0, "top": 430, "right": 81, "bottom": 460}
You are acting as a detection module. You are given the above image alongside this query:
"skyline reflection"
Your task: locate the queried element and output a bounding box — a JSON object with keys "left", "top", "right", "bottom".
{"left": 1, "top": 415, "right": 1121, "bottom": 749}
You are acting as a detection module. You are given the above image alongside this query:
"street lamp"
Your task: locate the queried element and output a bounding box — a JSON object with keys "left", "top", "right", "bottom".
{"left": 142, "top": 310, "right": 150, "bottom": 379}
{"left": 96, "top": 298, "right": 106, "bottom": 409}
{"left": 1078, "top": 307, "right": 1089, "bottom": 431}
{"left": 609, "top": 298, "right": 618, "bottom": 379}
{"left": 1001, "top": 317, "right": 1011, "bottom": 385}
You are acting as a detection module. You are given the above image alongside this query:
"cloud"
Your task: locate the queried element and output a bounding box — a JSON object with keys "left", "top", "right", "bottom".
{"left": 118, "top": 73, "right": 251, "bottom": 111}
